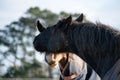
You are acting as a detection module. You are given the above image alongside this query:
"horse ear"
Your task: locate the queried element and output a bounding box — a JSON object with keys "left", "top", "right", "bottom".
{"left": 64, "top": 15, "right": 72, "bottom": 26}
{"left": 37, "top": 20, "right": 45, "bottom": 32}
{"left": 75, "top": 13, "right": 83, "bottom": 22}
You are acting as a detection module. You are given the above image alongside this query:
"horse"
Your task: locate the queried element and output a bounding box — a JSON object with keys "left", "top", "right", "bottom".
{"left": 45, "top": 52, "right": 101, "bottom": 80}
{"left": 102, "top": 59, "right": 120, "bottom": 80}
{"left": 33, "top": 15, "right": 120, "bottom": 79}
{"left": 37, "top": 14, "right": 100, "bottom": 80}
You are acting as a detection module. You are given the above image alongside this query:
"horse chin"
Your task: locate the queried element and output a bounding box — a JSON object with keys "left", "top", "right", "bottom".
{"left": 50, "top": 63, "right": 58, "bottom": 68}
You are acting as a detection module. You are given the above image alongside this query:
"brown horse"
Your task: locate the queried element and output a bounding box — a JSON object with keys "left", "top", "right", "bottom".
{"left": 45, "top": 53, "right": 101, "bottom": 80}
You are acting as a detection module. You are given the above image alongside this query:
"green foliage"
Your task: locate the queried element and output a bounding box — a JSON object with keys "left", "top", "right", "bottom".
{"left": 2, "top": 61, "right": 46, "bottom": 78}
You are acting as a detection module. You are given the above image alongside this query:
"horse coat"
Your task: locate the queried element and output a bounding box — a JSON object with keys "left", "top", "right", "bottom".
{"left": 59, "top": 53, "right": 101, "bottom": 80}
{"left": 103, "top": 59, "right": 120, "bottom": 80}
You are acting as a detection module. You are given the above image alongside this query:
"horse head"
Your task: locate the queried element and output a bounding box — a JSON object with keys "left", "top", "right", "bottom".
{"left": 33, "top": 14, "right": 84, "bottom": 53}
{"left": 45, "top": 53, "right": 68, "bottom": 68}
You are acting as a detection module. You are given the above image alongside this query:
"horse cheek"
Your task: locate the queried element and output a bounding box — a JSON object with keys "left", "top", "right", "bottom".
{"left": 47, "top": 31, "right": 68, "bottom": 52}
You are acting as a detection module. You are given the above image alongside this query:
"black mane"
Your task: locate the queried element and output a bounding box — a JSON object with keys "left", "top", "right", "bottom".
{"left": 66, "top": 22, "right": 120, "bottom": 77}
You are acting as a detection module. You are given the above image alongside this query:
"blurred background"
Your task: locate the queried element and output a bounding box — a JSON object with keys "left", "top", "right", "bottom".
{"left": 0, "top": 0, "right": 120, "bottom": 79}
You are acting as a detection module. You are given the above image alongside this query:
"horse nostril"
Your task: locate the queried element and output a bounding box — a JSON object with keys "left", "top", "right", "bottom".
{"left": 49, "top": 61, "right": 56, "bottom": 65}
{"left": 33, "top": 37, "right": 47, "bottom": 52}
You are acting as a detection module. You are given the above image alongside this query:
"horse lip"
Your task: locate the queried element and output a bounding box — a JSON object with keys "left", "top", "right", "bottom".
{"left": 33, "top": 42, "right": 40, "bottom": 51}
{"left": 33, "top": 44, "right": 46, "bottom": 52}
{"left": 33, "top": 45, "right": 41, "bottom": 51}
{"left": 49, "top": 63, "right": 57, "bottom": 68}
{"left": 49, "top": 62, "right": 55, "bottom": 65}
{"left": 48, "top": 61, "right": 56, "bottom": 65}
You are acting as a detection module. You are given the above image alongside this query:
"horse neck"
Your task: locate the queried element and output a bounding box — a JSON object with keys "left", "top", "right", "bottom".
{"left": 66, "top": 24, "right": 120, "bottom": 78}
{"left": 66, "top": 26, "right": 101, "bottom": 77}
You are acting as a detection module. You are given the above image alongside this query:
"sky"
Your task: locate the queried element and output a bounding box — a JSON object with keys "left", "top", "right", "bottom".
{"left": 0, "top": 0, "right": 120, "bottom": 30}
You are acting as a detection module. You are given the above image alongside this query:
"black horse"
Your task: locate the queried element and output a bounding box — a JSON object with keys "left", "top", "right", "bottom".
{"left": 33, "top": 15, "right": 120, "bottom": 79}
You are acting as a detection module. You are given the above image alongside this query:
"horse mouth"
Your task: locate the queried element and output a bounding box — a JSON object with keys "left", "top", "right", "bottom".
{"left": 48, "top": 62, "right": 58, "bottom": 68}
